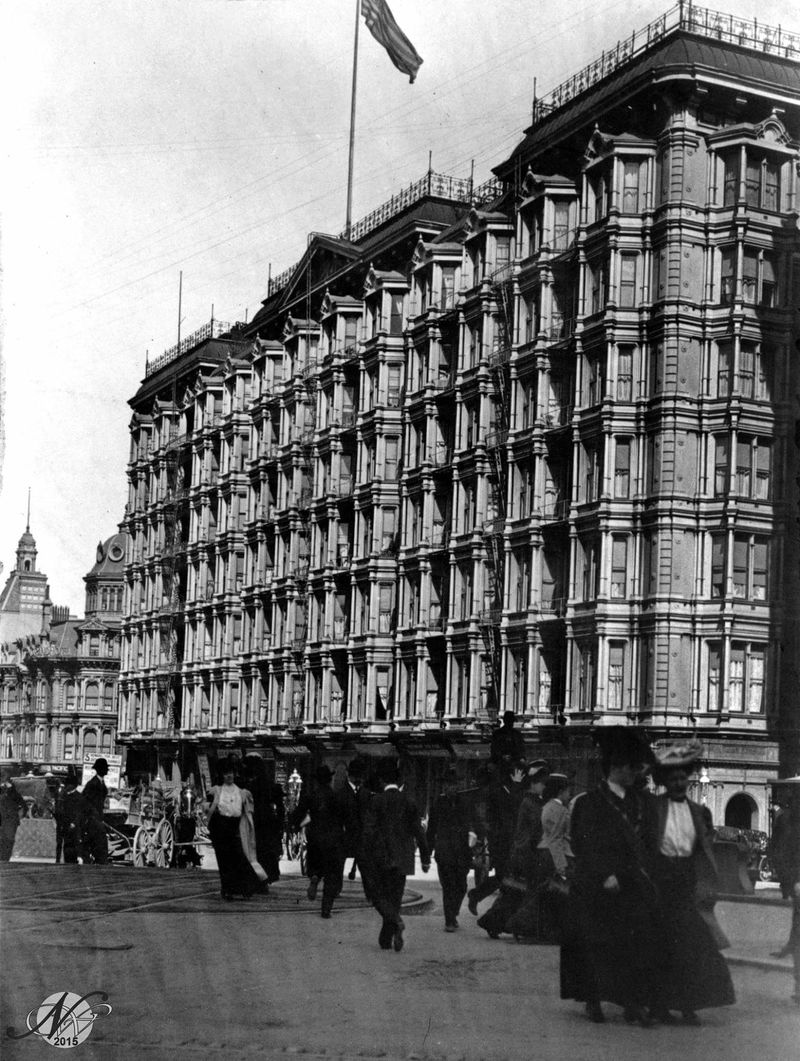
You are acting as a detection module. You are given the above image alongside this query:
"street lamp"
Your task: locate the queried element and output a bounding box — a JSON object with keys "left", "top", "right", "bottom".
{"left": 698, "top": 764, "right": 710, "bottom": 806}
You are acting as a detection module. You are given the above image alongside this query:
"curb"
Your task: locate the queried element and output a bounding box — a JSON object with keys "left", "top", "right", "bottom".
{"left": 399, "top": 890, "right": 435, "bottom": 916}
{"left": 726, "top": 953, "right": 793, "bottom": 975}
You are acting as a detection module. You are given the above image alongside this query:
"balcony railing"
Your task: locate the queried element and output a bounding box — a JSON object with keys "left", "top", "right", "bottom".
{"left": 532, "top": 3, "right": 800, "bottom": 125}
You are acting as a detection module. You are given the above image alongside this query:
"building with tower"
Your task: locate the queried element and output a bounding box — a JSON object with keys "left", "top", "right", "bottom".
{"left": 0, "top": 528, "right": 128, "bottom": 772}
{"left": 117, "top": 4, "right": 800, "bottom": 827}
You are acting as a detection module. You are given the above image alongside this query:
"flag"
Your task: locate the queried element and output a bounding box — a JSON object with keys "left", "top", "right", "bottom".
{"left": 362, "top": 0, "right": 423, "bottom": 83}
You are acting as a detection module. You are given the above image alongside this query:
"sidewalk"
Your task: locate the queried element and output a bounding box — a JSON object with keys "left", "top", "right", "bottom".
{"left": 716, "top": 889, "right": 795, "bottom": 975}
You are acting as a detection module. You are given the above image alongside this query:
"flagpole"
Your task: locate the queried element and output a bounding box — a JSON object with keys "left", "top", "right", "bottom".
{"left": 345, "top": 0, "right": 361, "bottom": 240}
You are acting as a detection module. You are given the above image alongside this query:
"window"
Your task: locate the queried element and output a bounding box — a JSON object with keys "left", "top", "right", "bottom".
{"left": 742, "top": 249, "right": 778, "bottom": 307}
{"left": 735, "top": 436, "right": 772, "bottom": 499}
{"left": 608, "top": 643, "right": 625, "bottom": 710}
{"left": 622, "top": 160, "right": 643, "bottom": 214}
{"left": 591, "top": 168, "right": 609, "bottom": 222}
{"left": 619, "top": 254, "right": 638, "bottom": 308}
{"left": 378, "top": 583, "right": 393, "bottom": 633}
{"left": 63, "top": 730, "right": 74, "bottom": 761}
{"left": 385, "top": 437, "right": 399, "bottom": 481}
{"left": 441, "top": 266, "right": 456, "bottom": 309}
{"left": 708, "top": 644, "right": 722, "bottom": 711}
{"left": 388, "top": 293, "right": 404, "bottom": 335}
{"left": 714, "top": 435, "right": 729, "bottom": 497}
{"left": 711, "top": 536, "right": 725, "bottom": 597}
{"left": 611, "top": 537, "right": 628, "bottom": 598}
{"left": 720, "top": 249, "right": 735, "bottom": 305}
{"left": 553, "top": 202, "right": 571, "bottom": 250}
{"left": 732, "top": 535, "right": 769, "bottom": 600}
{"left": 614, "top": 438, "right": 631, "bottom": 498}
{"left": 576, "top": 642, "right": 596, "bottom": 710}
{"left": 617, "top": 346, "right": 633, "bottom": 401}
{"left": 584, "top": 442, "right": 602, "bottom": 501}
{"left": 495, "top": 234, "right": 511, "bottom": 272}
{"left": 582, "top": 539, "right": 599, "bottom": 600}
{"left": 589, "top": 258, "right": 607, "bottom": 314}
{"left": 83, "top": 730, "right": 97, "bottom": 758}
{"left": 89, "top": 634, "right": 100, "bottom": 657}
{"left": 729, "top": 643, "right": 766, "bottom": 713}
{"left": 745, "top": 155, "right": 781, "bottom": 210}
{"left": 103, "top": 684, "right": 114, "bottom": 712}
{"left": 586, "top": 355, "right": 604, "bottom": 405}
{"left": 723, "top": 154, "right": 738, "bottom": 206}
{"left": 387, "top": 365, "right": 402, "bottom": 407}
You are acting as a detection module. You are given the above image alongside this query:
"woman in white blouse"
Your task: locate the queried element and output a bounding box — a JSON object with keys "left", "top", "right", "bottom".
{"left": 644, "top": 741, "right": 735, "bottom": 1024}
{"left": 207, "top": 760, "right": 266, "bottom": 900}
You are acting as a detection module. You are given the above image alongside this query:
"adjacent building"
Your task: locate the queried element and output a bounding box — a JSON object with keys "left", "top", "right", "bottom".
{"left": 118, "top": 5, "right": 800, "bottom": 827}
{"left": 0, "top": 529, "right": 128, "bottom": 772}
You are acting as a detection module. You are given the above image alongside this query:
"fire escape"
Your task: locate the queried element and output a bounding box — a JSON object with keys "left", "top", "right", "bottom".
{"left": 157, "top": 426, "right": 189, "bottom": 731}
{"left": 479, "top": 268, "right": 513, "bottom": 719}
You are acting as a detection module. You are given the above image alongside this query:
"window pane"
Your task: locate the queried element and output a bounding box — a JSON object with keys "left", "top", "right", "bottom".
{"left": 729, "top": 649, "right": 744, "bottom": 711}
{"left": 748, "top": 650, "right": 765, "bottom": 712}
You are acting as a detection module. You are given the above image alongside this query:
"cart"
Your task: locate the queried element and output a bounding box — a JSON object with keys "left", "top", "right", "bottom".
{"left": 125, "top": 781, "right": 209, "bottom": 869}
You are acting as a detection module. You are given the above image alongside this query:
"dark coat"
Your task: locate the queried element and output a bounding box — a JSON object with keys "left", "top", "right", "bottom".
{"left": 490, "top": 726, "right": 526, "bottom": 764}
{"left": 292, "top": 784, "right": 345, "bottom": 853}
{"left": 338, "top": 782, "right": 366, "bottom": 859}
{"left": 82, "top": 775, "right": 108, "bottom": 820}
{"left": 560, "top": 783, "right": 662, "bottom": 1008}
{"left": 427, "top": 790, "right": 473, "bottom": 868}
{"left": 369, "top": 786, "right": 430, "bottom": 875}
{"left": 485, "top": 778, "right": 524, "bottom": 868}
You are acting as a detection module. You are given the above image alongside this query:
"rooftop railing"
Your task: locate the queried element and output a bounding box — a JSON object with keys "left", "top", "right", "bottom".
{"left": 532, "top": 2, "right": 800, "bottom": 125}
{"left": 266, "top": 170, "right": 505, "bottom": 298}
{"left": 146, "top": 319, "right": 232, "bottom": 378}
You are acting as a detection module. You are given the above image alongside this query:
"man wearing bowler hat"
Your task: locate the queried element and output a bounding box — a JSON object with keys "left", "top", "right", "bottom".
{"left": 82, "top": 758, "right": 110, "bottom": 864}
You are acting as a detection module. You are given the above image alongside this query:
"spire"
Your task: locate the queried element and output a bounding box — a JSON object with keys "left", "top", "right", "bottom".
{"left": 26, "top": 488, "right": 31, "bottom": 533}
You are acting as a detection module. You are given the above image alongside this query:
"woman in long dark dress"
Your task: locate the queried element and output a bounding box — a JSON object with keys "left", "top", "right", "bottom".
{"left": 644, "top": 741, "right": 735, "bottom": 1024}
{"left": 560, "top": 727, "right": 662, "bottom": 1026}
{"left": 207, "top": 760, "right": 258, "bottom": 900}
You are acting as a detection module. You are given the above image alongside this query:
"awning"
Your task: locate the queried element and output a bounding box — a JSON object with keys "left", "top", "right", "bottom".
{"left": 449, "top": 744, "right": 491, "bottom": 760}
{"left": 401, "top": 746, "right": 451, "bottom": 759}
{"left": 352, "top": 742, "right": 398, "bottom": 758}
{"left": 274, "top": 744, "right": 311, "bottom": 757}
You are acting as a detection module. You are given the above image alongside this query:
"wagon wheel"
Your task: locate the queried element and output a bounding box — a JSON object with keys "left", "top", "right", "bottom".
{"left": 132, "top": 826, "right": 151, "bottom": 868}
{"left": 154, "top": 820, "right": 175, "bottom": 869}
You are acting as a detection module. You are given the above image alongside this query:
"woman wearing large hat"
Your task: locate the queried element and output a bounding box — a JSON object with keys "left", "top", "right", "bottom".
{"left": 643, "top": 740, "right": 735, "bottom": 1024}
{"left": 560, "top": 726, "right": 661, "bottom": 1026}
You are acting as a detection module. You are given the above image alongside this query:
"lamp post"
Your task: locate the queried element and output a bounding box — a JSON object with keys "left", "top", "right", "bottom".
{"left": 698, "top": 764, "right": 710, "bottom": 807}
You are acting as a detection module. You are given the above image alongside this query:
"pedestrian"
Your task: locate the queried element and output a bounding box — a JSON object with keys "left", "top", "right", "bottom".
{"left": 54, "top": 768, "right": 85, "bottom": 864}
{"left": 339, "top": 759, "right": 366, "bottom": 883}
{"left": 769, "top": 777, "right": 800, "bottom": 1004}
{"left": 643, "top": 740, "right": 735, "bottom": 1024}
{"left": 769, "top": 790, "right": 799, "bottom": 958}
{"left": 207, "top": 759, "right": 259, "bottom": 900}
{"left": 467, "top": 757, "right": 525, "bottom": 914}
{"left": 490, "top": 711, "right": 526, "bottom": 765}
{"left": 369, "top": 759, "right": 430, "bottom": 951}
{"left": 292, "top": 765, "right": 346, "bottom": 918}
{"left": 508, "top": 760, "right": 551, "bottom": 884}
{"left": 82, "top": 758, "right": 110, "bottom": 864}
{"left": 243, "top": 754, "right": 283, "bottom": 885}
{"left": 560, "top": 727, "right": 661, "bottom": 1026}
{"left": 0, "top": 782, "right": 24, "bottom": 862}
{"left": 427, "top": 766, "right": 474, "bottom": 932}
{"left": 507, "top": 772, "right": 572, "bottom": 943}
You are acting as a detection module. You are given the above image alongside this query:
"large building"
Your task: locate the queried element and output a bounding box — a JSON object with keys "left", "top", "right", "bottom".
{"left": 118, "top": 5, "right": 800, "bottom": 826}
{"left": 0, "top": 529, "right": 128, "bottom": 773}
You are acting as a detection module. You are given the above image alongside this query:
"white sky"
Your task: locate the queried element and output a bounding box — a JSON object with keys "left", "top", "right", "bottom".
{"left": 0, "top": 0, "right": 794, "bottom": 609}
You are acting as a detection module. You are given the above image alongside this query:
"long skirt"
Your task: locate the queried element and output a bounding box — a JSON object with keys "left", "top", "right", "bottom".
{"left": 654, "top": 854, "right": 735, "bottom": 1012}
{"left": 209, "top": 814, "right": 256, "bottom": 897}
{"left": 560, "top": 875, "right": 663, "bottom": 1009}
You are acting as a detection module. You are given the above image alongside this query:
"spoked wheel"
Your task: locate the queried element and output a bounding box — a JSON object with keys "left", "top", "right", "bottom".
{"left": 154, "top": 820, "right": 174, "bottom": 868}
{"left": 132, "top": 826, "right": 151, "bottom": 867}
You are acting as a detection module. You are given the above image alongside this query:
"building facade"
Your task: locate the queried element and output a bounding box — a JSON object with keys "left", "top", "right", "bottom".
{"left": 118, "top": 5, "right": 800, "bottom": 828}
{"left": 0, "top": 530, "right": 128, "bottom": 772}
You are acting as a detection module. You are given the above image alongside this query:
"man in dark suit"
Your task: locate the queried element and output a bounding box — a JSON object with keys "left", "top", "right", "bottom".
{"left": 368, "top": 759, "right": 430, "bottom": 951}
{"left": 339, "top": 759, "right": 366, "bottom": 884}
{"left": 291, "top": 765, "right": 346, "bottom": 918}
{"left": 82, "top": 758, "right": 110, "bottom": 864}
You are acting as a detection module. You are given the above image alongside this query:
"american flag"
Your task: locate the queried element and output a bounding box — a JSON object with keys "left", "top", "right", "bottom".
{"left": 362, "top": 0, "right": 423, "bottom": 83}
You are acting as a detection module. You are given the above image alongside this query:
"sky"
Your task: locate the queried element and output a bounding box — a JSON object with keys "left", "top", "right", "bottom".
{"left": 0, "top": 0, "right": 795, "bottom": 610}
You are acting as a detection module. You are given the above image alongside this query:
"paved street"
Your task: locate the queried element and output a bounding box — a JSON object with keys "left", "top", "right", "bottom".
{"left": 1, "top": 862, "right": 797, "bottom": 1061}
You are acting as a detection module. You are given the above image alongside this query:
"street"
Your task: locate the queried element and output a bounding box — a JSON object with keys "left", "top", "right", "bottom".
{"left": 1, "top": 862, "right": 797, "bottom": 1061}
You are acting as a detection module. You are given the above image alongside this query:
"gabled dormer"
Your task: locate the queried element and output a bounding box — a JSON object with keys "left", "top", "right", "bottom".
{"left": 582, "top": 128, "right": 656, "bottom": 222}
{"left": 463, "top": 206, "right": 514, "bottom": 288}
{"left": 363, "top": 265, "right": 408, "bottom": 341}
{"left": 517, "top": 169, "right": 579, "bottom": 258}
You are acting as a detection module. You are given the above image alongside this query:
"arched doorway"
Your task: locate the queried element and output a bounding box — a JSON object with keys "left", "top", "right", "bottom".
{"left": 725, "top": 792, "right": 758, "bottom": 830}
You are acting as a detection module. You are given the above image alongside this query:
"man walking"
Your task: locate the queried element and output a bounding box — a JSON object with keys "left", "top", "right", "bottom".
{"left": 292, "top": 765, "right": 346, "bottom": 918}
{"left": 369, "top": 760, "right": 430, "bottom": 951}
{"left": 82, "top": 758, "right": 110, "bottom": 864}
{"left": 467, "top": 757, "right": 524, "bottom": 912}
